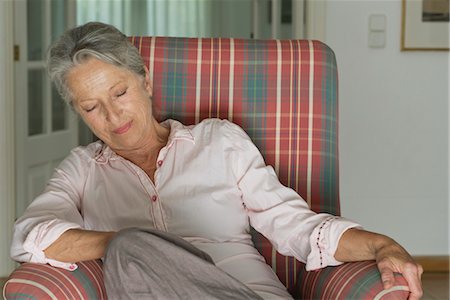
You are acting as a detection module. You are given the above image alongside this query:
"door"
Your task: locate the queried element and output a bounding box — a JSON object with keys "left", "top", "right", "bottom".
{"left": 76, "top": 0, "right": 305, "bottom": 40}
{"left": 14, "top": 0, "right": 79, "bottom": 218}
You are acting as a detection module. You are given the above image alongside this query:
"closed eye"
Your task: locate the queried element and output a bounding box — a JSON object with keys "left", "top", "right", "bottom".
{"left": 116, "top": 89, "right": 127, "bottom": 97}
{"left": 85, "top": 105, "right": 97, "bottom": 113}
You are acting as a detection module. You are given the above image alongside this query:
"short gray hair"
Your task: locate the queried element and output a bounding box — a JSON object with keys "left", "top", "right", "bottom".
{"left": 47, "top": 22, "right": 146, "bottom": 105}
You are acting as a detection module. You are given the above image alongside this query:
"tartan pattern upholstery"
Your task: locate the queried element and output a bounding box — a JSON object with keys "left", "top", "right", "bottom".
{"left": 134, "top": 37, "right": 340, "bottom": 216}
{"left": 4, "top": 37, "right": 409, "bottom": 299}
{"left": 296, "top": 261, "right": 409, "bottom": 300}
{"left": 3, "top": 260, "right": 106, "bottom": 300}
{"left": 4, "top": 261, "right": 409, "bottom": 300}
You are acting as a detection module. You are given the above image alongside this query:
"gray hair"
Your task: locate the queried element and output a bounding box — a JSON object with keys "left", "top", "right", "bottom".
{"left": 47, "top": 22, "right": 146, "bottom": 105}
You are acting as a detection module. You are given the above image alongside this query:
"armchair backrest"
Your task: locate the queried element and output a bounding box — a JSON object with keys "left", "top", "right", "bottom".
{"left": 130, "top": 36, "right": 340, "bottom": 215}
{"left": 130, "top": 37, "right": 340, "bottom": 290}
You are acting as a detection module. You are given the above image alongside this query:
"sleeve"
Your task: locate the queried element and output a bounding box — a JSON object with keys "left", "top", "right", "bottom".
{"left": 10, "top": 147, "right": 89, "bottom": 271}
{"left": 224, "top": 121, "right": 362, "bottom": 271}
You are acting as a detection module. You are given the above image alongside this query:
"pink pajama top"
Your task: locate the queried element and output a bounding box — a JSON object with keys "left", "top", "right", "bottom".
{"left": 11, "top": 119, "right": 361, "bottom": 298}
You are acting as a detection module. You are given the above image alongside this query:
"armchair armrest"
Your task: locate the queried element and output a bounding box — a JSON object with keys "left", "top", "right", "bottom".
{"left": 4, "top": 259, "right": 409, "bottom": 299}
{"left": 3, "top": 260, "right": 106, "bottom": 300}
{"left": 295, "top": 260, "right": 410, "bottom": 300}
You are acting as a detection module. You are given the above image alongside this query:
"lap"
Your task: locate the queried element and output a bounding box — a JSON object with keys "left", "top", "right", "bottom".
{"left": 103, "top": 228, "right": 263, "bottom": 300}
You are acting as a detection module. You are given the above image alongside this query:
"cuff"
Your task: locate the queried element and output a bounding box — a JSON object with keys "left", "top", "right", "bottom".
{"left": 23, "top": 219, "right": 82, "bottom": 271}
{"left": 306, "top": 216, "right": 362, "bottom": 271}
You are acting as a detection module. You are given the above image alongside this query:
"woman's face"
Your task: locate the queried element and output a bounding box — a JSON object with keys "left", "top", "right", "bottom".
{"left": 67, "top": 58, "right": 154, "bottom": 152}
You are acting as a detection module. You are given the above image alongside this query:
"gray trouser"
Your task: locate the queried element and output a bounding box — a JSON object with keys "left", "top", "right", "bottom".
{"left": 103, "top": 228, "right": 262, "bottom": 300}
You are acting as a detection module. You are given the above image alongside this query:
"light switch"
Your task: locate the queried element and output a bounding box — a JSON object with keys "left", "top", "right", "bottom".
{"left": 369, "top": 14, "right": 386, "bottom": 31}
{"left": 368, "top": 31, "right": 385, "bottom": 48}
{"left": 368, "top": 14, "right": 386, "bottom": 48}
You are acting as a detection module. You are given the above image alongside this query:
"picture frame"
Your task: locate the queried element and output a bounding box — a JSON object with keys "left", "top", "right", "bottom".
{"left": 401, "top": 0, "right": 449, "bottom": 51}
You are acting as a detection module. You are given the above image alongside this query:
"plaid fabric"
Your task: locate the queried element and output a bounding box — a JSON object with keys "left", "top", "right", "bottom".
{"left": 130, "top": 36, "right": 340, "bottom": 290}
{"left": 296, "top": 260, "right": 410, "bottom": 299}
{"left": 3, "top": 260, "right": 106, "bottom": 300}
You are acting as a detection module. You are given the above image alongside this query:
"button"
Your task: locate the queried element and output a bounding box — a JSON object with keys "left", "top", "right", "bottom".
{"left": 157, "top": 160, "right": 163, "bottom": 166}
{"left": 151, "top": 195, "right": 157, "bottom": 202}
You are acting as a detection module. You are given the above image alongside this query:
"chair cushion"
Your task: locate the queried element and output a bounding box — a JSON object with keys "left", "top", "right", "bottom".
{"left": 295, "top": 260, "right": 410, "bottom": 299}
{"left": 3, "top": 260, "right": 106, "bottom": 300}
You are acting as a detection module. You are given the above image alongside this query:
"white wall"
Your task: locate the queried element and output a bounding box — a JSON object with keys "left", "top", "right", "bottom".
{"left": 324, "top": 0, "right": 449, "bottom": 255}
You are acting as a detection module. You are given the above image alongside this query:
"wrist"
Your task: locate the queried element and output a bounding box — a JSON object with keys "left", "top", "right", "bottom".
{"left": 370, "top": 233, "right": 398, "bottom": 258}
{"left": 103, "top": 231, "right": 116, "bottom": 247}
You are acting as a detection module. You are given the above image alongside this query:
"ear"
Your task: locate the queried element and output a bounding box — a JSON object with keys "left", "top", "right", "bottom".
{"left": 143, "top": 66, "right": 153, "bottom": 96}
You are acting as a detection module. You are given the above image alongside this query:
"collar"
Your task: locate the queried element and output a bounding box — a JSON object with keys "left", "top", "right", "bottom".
{"left": 94, "top": 119, "right": 195, "bottom": 164}
{"left": 161, "top": 119, "right": 195, "bottom": 149}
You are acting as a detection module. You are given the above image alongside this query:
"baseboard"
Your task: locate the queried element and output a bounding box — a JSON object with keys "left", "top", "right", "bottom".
{"left": 413, "top": 256, "right": 449, "bottom": 272}
{"left": 0, "top": 277, "right": 7, "bottom": 290}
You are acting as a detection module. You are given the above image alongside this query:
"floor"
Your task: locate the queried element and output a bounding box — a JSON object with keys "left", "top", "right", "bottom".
{"left": 1, "top": 272, "right": 449, "bottom": 299}
{"left": 422, "top": 272, "right": 449, "bottom": 300}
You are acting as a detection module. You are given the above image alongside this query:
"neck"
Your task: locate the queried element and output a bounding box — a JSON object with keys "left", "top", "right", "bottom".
{"left": 115, "top": 119, "right": 170, "bottom": 176}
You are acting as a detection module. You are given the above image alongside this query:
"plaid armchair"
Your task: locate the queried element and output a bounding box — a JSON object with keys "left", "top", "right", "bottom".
{"left": 4, "top": 37, "right": 410, "bottom": 299}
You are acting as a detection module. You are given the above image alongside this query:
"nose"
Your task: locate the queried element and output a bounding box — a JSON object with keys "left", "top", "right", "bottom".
{"left": 105, "top": 103, "right": 122, "bottom": 123}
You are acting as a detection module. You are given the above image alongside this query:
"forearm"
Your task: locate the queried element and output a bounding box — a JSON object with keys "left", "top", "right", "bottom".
{"left": 44, "top": 228, "right": 116, "bottom": 262}
{"left": 334, "top": 228, "right": 396, "bottom": 262}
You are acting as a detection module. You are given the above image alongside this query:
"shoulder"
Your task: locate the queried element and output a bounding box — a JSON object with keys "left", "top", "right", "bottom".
{"left": 41, "top": 141, "right": 104, "bottom": 194}
{"left": 68, "top": 140, "right": 103, "bottom": 161}
{"left": 192, "top": 118, "right": 250, "bottom": 139}
{"left": 55, "top": 141, "right": 103, "bottom": 173}
{"left": 189, "top": 118, "right": 254, "bottom": 152}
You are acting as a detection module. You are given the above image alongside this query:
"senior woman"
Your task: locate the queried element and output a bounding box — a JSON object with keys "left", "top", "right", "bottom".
{"left": 11, "top": 22, "right": 423, "bottom": 299}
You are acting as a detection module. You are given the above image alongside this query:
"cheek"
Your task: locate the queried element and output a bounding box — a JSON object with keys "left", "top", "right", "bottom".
{"left": 128, "top": 94, "right": 152, "bottom": 118}
{"left": 81, "top": 114, "right": 105, "bottom": 135}
{"left": 137, "top": 102, "right": 153, "bottom": 123}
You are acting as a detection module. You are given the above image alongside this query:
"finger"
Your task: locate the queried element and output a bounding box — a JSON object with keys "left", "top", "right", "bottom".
{"left": 379, "top": 266, "right": 395, "bottom": 290}
{"left": 418, "top": 264, "right": 424, "bottom": 278}
{"left": 403, "top": 263, "right": 423, "bottom": 300}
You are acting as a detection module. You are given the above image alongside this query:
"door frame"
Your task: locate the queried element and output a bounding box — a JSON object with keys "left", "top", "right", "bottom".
{"left": 0, "top": 0, "right": 17, "bottom": 276}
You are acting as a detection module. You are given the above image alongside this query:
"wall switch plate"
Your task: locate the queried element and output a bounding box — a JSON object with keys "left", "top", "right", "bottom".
{"left": 368, "top": 14, "right": 386, "bottom": 48}
{"left": 368, "top": 31, "right": 385, "bottom": 48}
{"left": 369, "top": 14, "right": 386, "bottom": 31}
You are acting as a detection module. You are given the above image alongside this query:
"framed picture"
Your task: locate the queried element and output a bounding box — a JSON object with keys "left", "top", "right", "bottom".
{"left": 401, "top": 0, "right": 449, "bottom": 51}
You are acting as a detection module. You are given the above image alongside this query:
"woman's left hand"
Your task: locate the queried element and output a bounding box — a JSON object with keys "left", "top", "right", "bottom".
{"left": 375, "top": 240, "right": 423, "bottom": 300}
{"left": 335, "top": 228, "right": 423, "bottom": 300}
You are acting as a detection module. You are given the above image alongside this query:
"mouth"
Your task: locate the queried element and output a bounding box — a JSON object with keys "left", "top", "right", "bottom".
{"left": 113, "top": 121, "right": 133, "bottom": 134}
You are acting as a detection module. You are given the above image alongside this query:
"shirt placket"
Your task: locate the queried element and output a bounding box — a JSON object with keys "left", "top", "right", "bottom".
{"left": 150, "top": 145, "right": 172, "bottom": 231}
{"left": 123, "top": 156, "right": 168, "bottom": 232}
{"left": 150, "top": 193, "right": 166, "bottom": 231}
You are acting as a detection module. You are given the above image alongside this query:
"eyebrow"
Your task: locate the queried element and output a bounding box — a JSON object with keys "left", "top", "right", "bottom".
{"left": 77, "top": 80, "right": 125, "bottom": 103}
{"left": 109, "top": 81, "right": 124, "bottom": 91}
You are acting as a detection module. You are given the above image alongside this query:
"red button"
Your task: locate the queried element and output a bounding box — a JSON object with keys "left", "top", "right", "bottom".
{"left": 151, "top": 195, "right": 157, "bottom": 202}
{"left": 157, "top": 160, "right": 163, "bottom": 166}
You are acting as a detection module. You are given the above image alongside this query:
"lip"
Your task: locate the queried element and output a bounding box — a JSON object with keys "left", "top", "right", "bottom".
{"left": 113, "top": 121, "right": 133, "bottom": 134}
